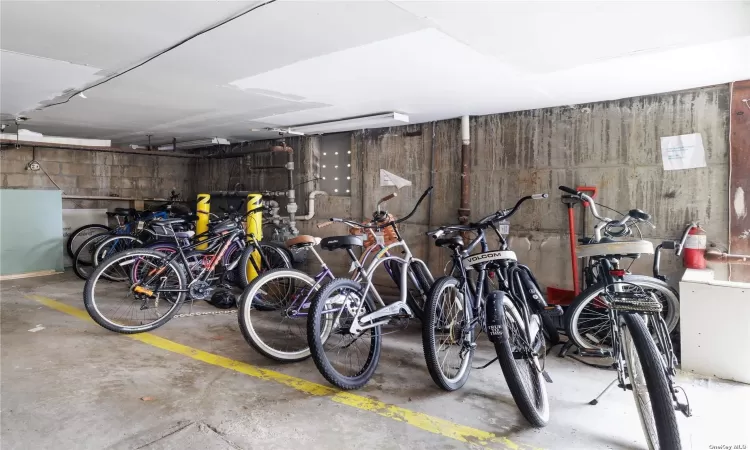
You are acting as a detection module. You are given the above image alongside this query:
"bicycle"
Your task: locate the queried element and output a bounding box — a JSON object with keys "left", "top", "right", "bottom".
{"left": 422, "top": 193, "right": 552, "bottom": 428}
{"left": 558, "top": 186, "right": 690, "bottom": 449}
{"left": 83, "top": 206, "right": 289, "bottom": 333}
{"left": 562, "top": 190, "right": 680, "bottom": 353}
{"left": 66, "top": 190, "right": 187, "bottom": 259}
{"left": 236, "top": 222, "right": 397, "bottom": 363}
{"left": 305, "top": 187, "right": 434, "bottom": 389}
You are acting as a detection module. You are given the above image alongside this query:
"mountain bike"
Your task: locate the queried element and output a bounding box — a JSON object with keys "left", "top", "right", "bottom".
{"left": 83, "top": 206, "right": 289, "bottom": 333}
{"left": 558, "top": 186, "right": 690, "bottom": 449}
{"left": 305, "top": 187, "right": 434, "bottom": 389}
{"left": 422, "top": 194, "right": 552, "bottom": 428}
{"left": 561, "top": 189, "right": 680, "bottom": 353}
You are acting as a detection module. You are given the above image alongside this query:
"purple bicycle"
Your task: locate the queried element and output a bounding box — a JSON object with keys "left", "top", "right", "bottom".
{"left": 236, "top": 216, "right": 398, "bottom": 363}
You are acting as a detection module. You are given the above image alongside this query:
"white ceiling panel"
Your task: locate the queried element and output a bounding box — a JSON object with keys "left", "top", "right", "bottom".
{"left": 393, "top": 1, "right": 750, "bottom": 73}
{"left": 1, "top": 0, "right": 748, "bottom": 144}
{"left": 0, "top": 50, "right": 103, "bottom": 115}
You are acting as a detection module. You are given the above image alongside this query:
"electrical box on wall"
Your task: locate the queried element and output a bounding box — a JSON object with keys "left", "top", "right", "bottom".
{"left": 320, "top": 133, "right": 351, "bottom": 196}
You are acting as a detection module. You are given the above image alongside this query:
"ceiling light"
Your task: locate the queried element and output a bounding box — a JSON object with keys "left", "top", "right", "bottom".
{"left": 323, "top": 152, "right": 327, "bottom": 156}
{"left": 265, "top": 127, "right": 305, "bottom": 136}
{"left": 287, "top": 112, "right": 409, "bottom": 134}
{"left": 334, "top": 189, "right": 338, "bottom": 193}
{"left": 322, "top": 165, "right": 326, "bottom": 168}
{"left": 78, "top": 92, "right": 87, "bottom": 99}
{"left": 335, "top": 152, "right": 338, "bottom": 155}
{"left": 335, "top": 177, "right": 338, "bottom": 180}
{"left": 347, "top": 151, "right": 351, "bottom": 154}
{"left": 157, "top": 137, "right": 229, "bottom": 151}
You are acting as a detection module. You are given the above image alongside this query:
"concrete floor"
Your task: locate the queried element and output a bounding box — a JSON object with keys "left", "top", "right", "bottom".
{"left": 1, "top": 272, "right": 748, "bottom": 450}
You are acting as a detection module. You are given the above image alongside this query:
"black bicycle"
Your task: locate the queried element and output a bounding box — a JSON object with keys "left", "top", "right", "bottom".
{"left": 83, "top": 206, "right": 289, "bottom": 334}
{"left": 422, "top": 194, "right": 553, "bottom": 428}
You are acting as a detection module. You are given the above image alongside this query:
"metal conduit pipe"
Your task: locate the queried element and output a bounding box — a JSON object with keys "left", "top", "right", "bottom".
{"left": 285, "top": 150, "right": 298, "bottom": 234}
{"left": 458, "top": 115, "right": 471, "bottom": 224}
{"left": 296, "top": 190, "right": 328, "bottom": 220}
{"left": 705, "top": 249, "right": 750, "bottom": 265}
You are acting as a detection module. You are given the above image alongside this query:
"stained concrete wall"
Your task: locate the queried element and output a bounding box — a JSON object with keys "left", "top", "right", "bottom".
{"left": 0, "top": 146, "right": 196, "bottom": 209}
{"left": 239, "top": 84, "right": 731, "bottom": 289}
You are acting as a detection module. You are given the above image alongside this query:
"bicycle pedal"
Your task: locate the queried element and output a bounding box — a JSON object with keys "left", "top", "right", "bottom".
{"left": 542, "top": 370, "right": 553, "bottom": 383}
{"left": 544, "top": 305, "right": 564, "bottom": 317}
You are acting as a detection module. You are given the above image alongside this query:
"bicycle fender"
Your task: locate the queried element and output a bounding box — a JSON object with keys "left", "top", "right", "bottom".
{"left": 485, "top": 290, "right": 509, "bottom": 344}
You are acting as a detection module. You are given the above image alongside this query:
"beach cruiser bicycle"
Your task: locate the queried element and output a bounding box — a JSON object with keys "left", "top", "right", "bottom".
{"left": 558, "top": 186, "right": 690, "bottom": 449}
{"left": 422, "top": 193, "right": 552, "bottom": 427}
{"left": 236, "top": 204, "right": 404, "bottom": 363}
{"left": 305, "top": 187, "right": 435, "bottom": 390}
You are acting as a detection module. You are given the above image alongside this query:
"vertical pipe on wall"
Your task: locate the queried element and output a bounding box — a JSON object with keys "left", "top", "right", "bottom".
{"left": 458, "top": 115, "right": 471, "bottom": 224}
{"left": 285, "top": 148, "right": 298, "bottom": 235}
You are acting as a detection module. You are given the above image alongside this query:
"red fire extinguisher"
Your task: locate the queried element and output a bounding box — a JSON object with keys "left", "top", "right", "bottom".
{"left": 682, "top": 224, "right": 707, "bottom": 269}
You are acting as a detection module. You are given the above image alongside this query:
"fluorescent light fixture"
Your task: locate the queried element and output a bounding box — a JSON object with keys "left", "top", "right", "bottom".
{"left": 158, "top": 137, "right": 229, "bottom": 151}
{"left": 289, "top": 112, "right": 409, "bottom": 134}
{"left": 265, "top": 127, "right": 305, "bottom": 136}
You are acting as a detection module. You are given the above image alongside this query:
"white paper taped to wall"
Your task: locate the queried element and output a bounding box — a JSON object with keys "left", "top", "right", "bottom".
{"left": 660, "top": 133, "right": 707, "bottom": 171}
{"left": 380, "top": 170, "right": 412, "bottom": 188}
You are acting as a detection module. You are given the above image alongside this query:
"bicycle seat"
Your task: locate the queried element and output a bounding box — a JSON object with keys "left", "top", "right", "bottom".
{"left": 320, "top": 236, "right": 363, "bottom": 251}
{"left": 174, "top": 230, "right": 195, "bottom": 239}
{"left": 285, "top": 235, "right": 320, "bottom": 250}
{"left": 576, "top": 240, "right": 654, "bottom": 258}
{"left": 579, "top": 236, "right": 615, "bottom": 245}
{"left": 434, "top": 236, "right": 464, "bottom": 249}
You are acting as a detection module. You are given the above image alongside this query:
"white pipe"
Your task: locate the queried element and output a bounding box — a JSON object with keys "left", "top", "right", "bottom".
{"left": 296, "top": 190, "right": 328, "bottom": 220}
{"left": 461, "top": 115, "right": 470, "bottom": 145}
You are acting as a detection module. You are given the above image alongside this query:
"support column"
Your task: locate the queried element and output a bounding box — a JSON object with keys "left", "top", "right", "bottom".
{"left": 730, "top": 80, "right": 750, "bottom": 281}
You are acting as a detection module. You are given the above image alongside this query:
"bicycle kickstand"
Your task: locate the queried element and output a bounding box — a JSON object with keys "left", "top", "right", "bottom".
{"left": 589, "top": 378, "right": 618, "bottom": 405}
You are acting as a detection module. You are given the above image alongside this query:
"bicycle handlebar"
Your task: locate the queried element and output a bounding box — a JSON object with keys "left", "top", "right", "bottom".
{"left": 326, "top": 186, "right": 434, "bottom": 230}
{"left": 559, "top": 186, "right": 605, "bottom": 221}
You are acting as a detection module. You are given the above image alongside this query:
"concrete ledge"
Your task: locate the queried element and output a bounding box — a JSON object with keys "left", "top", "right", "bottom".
{"left": 680, "top": 268, "right": 750, "bottom": 384}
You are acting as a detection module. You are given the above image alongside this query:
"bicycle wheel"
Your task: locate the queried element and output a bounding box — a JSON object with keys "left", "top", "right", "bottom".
{"left": 422, "top": 276, "right": 474, "bottom": 391}
{"left": 94, "top": 235, "right": 144, "bottom": 277}
{"left": 67, "top": 224, "right": 112, "bottom": 259}
{"left": 73, "top": 232, "right": 111, "bottom": 280}
{"left": 237, "top": 242, "right": 292, "bottom": 288}
{"left": 620, "top": 313, "right": 681, "bottom": 450}
{"left": 83, "top": 249, "right": 187, "bottom": 334}
{"left": 238, "top": 268, "right": 326, "bottom": 362}
{"left": 566, "top": 275, "right": 680, "bottom": 351}
{"left": 307, "top": 279, "right": 381, "bottom": 390}
{"left": 494, "top": 304, "right": 549, "bottom": 427}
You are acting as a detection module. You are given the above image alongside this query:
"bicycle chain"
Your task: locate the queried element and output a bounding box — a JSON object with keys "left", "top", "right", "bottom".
{"left": 172, "top": 309, "right": 238, "bottom": 319}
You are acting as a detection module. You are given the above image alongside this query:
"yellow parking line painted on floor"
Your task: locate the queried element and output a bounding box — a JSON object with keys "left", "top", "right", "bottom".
{"left": 29, "top": 294, "right": 536, "bottom": 450}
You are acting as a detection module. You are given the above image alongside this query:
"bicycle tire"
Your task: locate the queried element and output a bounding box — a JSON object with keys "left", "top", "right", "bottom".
{"left": 307, "top": 278, "right": 381, "bottom": 390}
{"left": 516, "top": 269, "right": 560, "bottom": 346}
{"left": 238, "top": 268, "right": 322, "bottom": 362}
{"left": 494, "top": 307, "right": 550, "bottom": 428}
{"left": 237, "top": 242, "right": 292, "bottom": 288}
{"left": 422, "top": 276, "right": 474, "bottom": 391}
{"left": 565, "top": 275, "right": 680, "bottom": 351}
{"left": 94, "top": 235, "right": 144, "bottom": 265}
{"left": 73, "top": 232, "right": 111, "bottom": 280}
{"left": 83, "top": 249, "right": 187, "bottom": 334}
{"left": 621, "top": 313, "right": 681, "bottom": 449}
{"left": 67, "top": 224, "right": 112, "bottom": 259}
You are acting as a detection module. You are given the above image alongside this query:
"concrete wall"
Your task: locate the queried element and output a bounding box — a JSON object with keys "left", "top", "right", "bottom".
{"left": 244, "top": 84, "right": 731, "bottom": 289}
{"left": 0, "top": 146, "right": 196, "bottom": 209}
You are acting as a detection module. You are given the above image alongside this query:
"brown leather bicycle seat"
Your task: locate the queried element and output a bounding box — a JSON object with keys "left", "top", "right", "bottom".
{"left": 285, "top": 235, "right": 317, "bottom": 249}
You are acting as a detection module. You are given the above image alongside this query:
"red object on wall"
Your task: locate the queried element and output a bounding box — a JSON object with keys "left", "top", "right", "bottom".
{"left": 683, "top": 225, "right": 707, "bottom": 269}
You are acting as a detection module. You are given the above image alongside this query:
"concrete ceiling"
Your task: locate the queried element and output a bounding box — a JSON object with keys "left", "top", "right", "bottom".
{"left": 1, "top": 0, "right": 749, "bottom": 146}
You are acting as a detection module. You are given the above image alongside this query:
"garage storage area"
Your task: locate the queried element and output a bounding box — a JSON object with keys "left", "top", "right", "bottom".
{"left": 2, "top": 2, "right": 750, "bottom": 449}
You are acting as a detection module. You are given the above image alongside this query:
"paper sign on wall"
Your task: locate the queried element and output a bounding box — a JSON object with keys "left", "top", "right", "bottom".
{"left": 380, "top": 170, "right": 412, "bottom": 189}
{"left": 660, "top": 133, "right": 707, "bottom": 171}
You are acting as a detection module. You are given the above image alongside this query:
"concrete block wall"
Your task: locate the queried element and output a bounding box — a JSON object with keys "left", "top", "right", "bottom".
{"left": 0, "top": 146, "right": 197, "bottom": 209}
